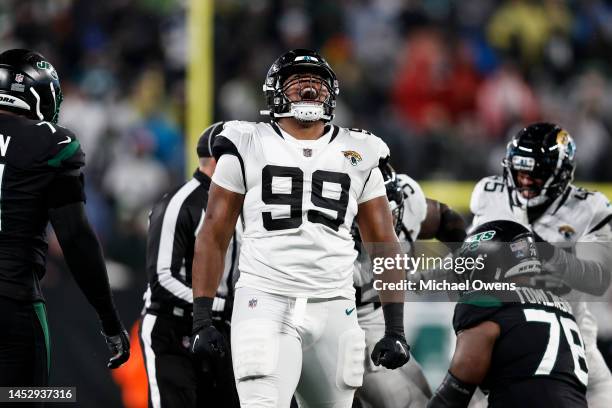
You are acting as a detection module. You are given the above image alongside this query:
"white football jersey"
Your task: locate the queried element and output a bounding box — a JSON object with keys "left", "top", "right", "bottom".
{"left": 354, "top": 174, "right": 427, "bottom": 303}
{"left": 470, "top": 175, "right": 612, "bottom": 244}
{"left": 212, "top": 121, "right": 390, "bottom": 299}
{"left": 470, "top": 175, "right": 612, "bottom": 345}
{"left": 396, "top": 174, "right": 428, "bottom": 242}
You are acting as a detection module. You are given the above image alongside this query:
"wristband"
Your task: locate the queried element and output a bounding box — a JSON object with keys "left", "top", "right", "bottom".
{"left": 193, "top": 296, "right": 214, "bottom": 333}
{"left": 428, "top": 371, "right": 476, "bottom": 408}
{"left": 382, "top": 303, "right": 404, "bottom": 337}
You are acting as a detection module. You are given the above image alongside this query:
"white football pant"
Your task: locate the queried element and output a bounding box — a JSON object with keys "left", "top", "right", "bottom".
{"left": 231, "top": 287, "right": 366, "bottom": 408}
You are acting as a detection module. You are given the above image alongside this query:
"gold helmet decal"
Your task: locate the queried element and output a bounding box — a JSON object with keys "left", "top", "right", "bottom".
{"left": 556, "top": 129, "right": 569, "bottom": 146}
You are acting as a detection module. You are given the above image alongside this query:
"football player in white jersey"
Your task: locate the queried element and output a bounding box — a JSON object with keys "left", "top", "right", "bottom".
{"left": 189, "top": 49, "right": 410, "bottom": 408}
{"left": 470, "top": 122, "right": 612, "bottom": 408}
{"left": 355, "top": 165, "right": 467, "bottom": 408}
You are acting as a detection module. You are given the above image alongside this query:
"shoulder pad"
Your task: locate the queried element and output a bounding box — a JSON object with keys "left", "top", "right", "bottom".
{"left": 573, "top": 188, "right": 612, "bottom": 235}
{"left": 470, "top": 176, "right": 503, "bottom": 215}
{"left": 342, "top": 127, "right": 389, "bottom": 169}
{"left": 40, "top": 124, "right": 84, "bottom": 170}
{"left": 212, "top": 120, "right": 256, "bottom": 161}
{"left": 453, "top": 294, "right": 504, "bottom": 333}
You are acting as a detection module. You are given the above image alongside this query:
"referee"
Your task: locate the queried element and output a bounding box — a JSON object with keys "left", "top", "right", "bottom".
{"left": 139, "top": 122, "right": 240, "bottom": 408}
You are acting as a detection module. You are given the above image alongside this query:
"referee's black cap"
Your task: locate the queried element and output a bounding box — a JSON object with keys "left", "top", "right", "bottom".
{"left": 197, "top": 121, "right": 225, "bottom": 158}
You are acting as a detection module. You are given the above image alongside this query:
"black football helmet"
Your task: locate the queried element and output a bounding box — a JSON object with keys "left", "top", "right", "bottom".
{"left": 352, "top": 160, "right": 405, "bottom": 242}
{"left": 459, "top": 220, "right": 542, "bottom": 283}
{"left": 0, "top": 49, "right": 63, "bottom": 124}
{"left": 261, "top": 49, "right": 339, "bottom": 122}
{"left": 502, "top": 122, "right": 576, "bottom": 207}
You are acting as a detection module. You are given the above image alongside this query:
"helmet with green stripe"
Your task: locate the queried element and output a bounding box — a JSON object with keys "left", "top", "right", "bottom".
{"left": 0, "top": 49, "right": 63, "bottom": 124}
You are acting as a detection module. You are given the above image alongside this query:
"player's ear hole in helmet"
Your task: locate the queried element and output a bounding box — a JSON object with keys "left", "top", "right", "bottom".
{"left": 261, "top": 48, "right": 339, "bottom": 123}
{"left": 458, "top": 220, "right": 542, "bottom": 285}
{"left": 0, "top": 49, "right": 63, "bottom": 124}
{"left": 502, "top": 122, "right": 576, "bottom": 208}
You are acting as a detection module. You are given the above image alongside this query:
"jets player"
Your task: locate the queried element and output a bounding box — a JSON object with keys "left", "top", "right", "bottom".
{"left": 0, "top": 49, "right": 129, "bottom": 389}
{"left": 429, "top": 220, "right": 588, "bottom": 408}
{"left": 470, "top": 123, "right": 612, "bottom": 407}
{"left": 355, "top": 165, "right": 467, "bottom": 408}
{"left": 190, "top": 49, "right": 410, "bottom": 408}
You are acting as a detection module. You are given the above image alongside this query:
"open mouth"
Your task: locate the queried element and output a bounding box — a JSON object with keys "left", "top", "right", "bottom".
{"left": 299, "top": 86, "right": 319, "bottom": 100}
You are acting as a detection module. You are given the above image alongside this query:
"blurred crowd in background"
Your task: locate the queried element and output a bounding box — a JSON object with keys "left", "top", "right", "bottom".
{"left": 3, "top": 0, "right": 612, "bottom": 270}
{"left": 3, "top": 0, "right": 612, "bottom": 404}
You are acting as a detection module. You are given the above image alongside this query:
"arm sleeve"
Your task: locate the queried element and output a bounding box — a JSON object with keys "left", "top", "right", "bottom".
{"left": 436, "top": 204, "right": 468, "bottom": 247}
{"left": 46, "top": 173, "right": 86, "bottom": 208}
{"left": 544, "top": 242, "right": 612, "bottom": 296}
{"left": 49, "top": 202, "right": 122, "bottom": 335}
{"left": 212, "top": 155, "right": 246, "bottom": 194}
{"left": 358, "top": 167, "right": 386, "bottom": 204}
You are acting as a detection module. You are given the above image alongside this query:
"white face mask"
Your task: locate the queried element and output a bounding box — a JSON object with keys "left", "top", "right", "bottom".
{"left": 289, "top": 101, "right": 326, "bottom": 122}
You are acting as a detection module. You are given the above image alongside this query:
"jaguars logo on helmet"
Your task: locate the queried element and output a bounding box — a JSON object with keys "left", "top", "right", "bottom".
{"left": 502, "top": 123, "right": 576, "bottom": 208}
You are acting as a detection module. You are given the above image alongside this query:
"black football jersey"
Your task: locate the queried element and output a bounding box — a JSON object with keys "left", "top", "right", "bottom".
{"left": 0, "top": 114, "right": 85, "bottom": 301}
{"left": 454, "top": 287, "right": 588, "bottom": 407}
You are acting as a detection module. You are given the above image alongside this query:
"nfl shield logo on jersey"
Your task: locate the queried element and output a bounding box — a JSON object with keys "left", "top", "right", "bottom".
{"left": 14, "top": 74, "right": 24, "bottom": 83}
{"left": 248, "top": 298, "right": 258, "bottom": 308}
{"left": 303, "top": 148, "right": 312, "bottom": 157}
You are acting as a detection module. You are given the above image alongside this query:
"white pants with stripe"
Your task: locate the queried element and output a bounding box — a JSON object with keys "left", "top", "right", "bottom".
{"left": 231, "top": 287, "right": 366, "bottom": 408}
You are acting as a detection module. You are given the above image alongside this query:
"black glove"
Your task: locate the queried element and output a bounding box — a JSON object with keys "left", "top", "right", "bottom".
{"left": 191, "top": 297, "right": 230, "bottom": 362}
{"left": 372, "top": 303, "right": 411, "bottom": 369}
{"left": 371, "top": 332, "right": 410, "bottom": 369}
{"left": 103, "top": 328, "right": 130, "bottom": 369}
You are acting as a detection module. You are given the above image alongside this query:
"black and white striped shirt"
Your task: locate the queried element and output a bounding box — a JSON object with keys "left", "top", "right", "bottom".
{"left": 143, "top": 170, "right": 239, "bottom": 316}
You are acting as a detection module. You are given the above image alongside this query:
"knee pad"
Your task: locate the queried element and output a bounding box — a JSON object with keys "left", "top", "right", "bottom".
{"left": 336, "top": 328, "right": 366, "bottom": 389}
{"left": 232, "top": 319, "right": 279, "bottom": 381}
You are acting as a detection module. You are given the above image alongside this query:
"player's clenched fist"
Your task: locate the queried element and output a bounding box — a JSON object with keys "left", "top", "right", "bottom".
{"left": 371, "top": 333, "right": 410, "bottom": 369}
{"left": 190, "top": 297, "right": 229, "bottom": 361}
{"left": 104, "top": 328, "right": 130, "bottom": 369}
{"left": 372, "top": 303, "right": 411, "bottom": 369}
{"left": 190, "top": 325, "right": 229, "bottom": 359}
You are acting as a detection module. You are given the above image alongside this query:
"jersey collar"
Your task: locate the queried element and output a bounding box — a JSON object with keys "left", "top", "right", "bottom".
{"left": 270, "top": 122, "right": 336, "bottom": 145}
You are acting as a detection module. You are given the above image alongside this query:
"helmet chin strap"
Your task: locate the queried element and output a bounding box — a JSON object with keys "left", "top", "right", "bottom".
{"left": 289, "top": 102, "right": 325, "bottom": 122}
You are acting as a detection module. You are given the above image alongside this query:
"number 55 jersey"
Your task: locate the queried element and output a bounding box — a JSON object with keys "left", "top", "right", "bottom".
{"left": 211, "top": 121, "right": 389, "bottom": 299}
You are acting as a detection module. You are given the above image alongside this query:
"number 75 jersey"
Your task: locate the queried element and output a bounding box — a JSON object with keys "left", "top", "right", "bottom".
{"left": 211, "top": 121, "right": 390, "bottom": 299}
